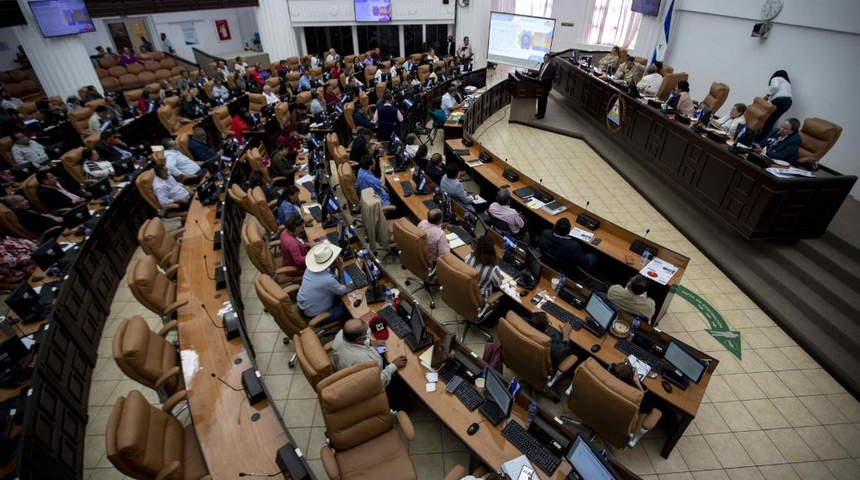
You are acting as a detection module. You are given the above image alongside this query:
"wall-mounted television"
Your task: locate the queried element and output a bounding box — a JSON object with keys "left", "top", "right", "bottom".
{"left": 354, "top": 0, "right": 391, "bottom": 23}
{"left": 631, "top": 0, "right": 661, "bottom": 17}
{"left": 28, "top": 0, "right": 96, "bottom": 38}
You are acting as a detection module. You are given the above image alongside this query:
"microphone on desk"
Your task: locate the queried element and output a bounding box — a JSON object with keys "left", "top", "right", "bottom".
{"left": 502, "top": 158, "right": 519, "bottom": 182}
{"left": 203, "top": 254, "right": 227, "bottom": 290}
{"left": 195, "top": 219, "right": 222, "bottom": 249}
{"left": 644, "top": 228, "right": 650, "bottom": 239}
{"left": 201, "top": 303, "right": 225, "bottom": 329}
{"left": 210, "top": 372, "right": 243, "bottom": 391}
{"left": 534, "top": 178, "right": 554, "bottom": 203}
{"left": 202, "top": 254, "right": 216, "bottom": 281}
{"left": 194, "top": 219, "right": 213, "bottom": 241}
{"left": 238, "top": 471, "right": 287, "bottom": 478}
{"left": 239, "top": 444, "right": 311, "bottom": 478}
{"left": 576, "top": 200, "right": 601, "bottom": 230}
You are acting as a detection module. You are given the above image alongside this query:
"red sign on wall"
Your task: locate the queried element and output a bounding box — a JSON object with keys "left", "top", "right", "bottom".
{"left": 215, "top": 19, "right": 231, "bottom": 41}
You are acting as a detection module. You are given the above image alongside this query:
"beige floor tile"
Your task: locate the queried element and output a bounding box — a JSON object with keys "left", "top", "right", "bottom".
{"left": 642, "top": 437, "right": 690, "bottom": 474}
{"left": 704, "top": 433, "right": 755, "bottom": 469}
{"left": 791, "top": 461, "right": 837, "bottom": 480}
{"left": 693, "top": 404, "right": 733, "bottom": 434}
{"left": 722, "top": 374, "right": 767, "bottom": 401}
{"left": 287, "top": 373, "right": 318, "bottom": 399}
{"left": 826, "top": 394, "right": 860, "bottom": 422}
{"left": 770, "top": 397, "right": 819, "bottom": 428}
{"left": 795, "top": 426, "right": 849, "bottom": 460}
{"left": 765, "top": 428, "right": 817, "bottom": 463}
{"left": 823, "top": 459, "right": 860, "bottom": 480}
{"left": 612, "top": 444, "right": 656, "bottom": 475}
{"left": 734, "top": 431, "right": 786, "bottom": 465}
{"left": 408, "top": 421, "right": 443, "bottom": 455}
{"left": 748, "top": 372, "right": 794, "bottom": 398}
{"left": 742, "top": 399, "right": 791, "bottom": 430}
{"left": 827, "top": 425, "right": 860, "bottom": 459}
{"left": 802, "top": 369, "right": 846, "bottom": 396}
{"left": 305, "top": 426, "right": 327, "bottom": 460}
{"left": 281, "top": 398, "right": 318, "bottom": 429}
{"left": 676, "top": 435, "right": 722, "bottom": 471}
{"left": 758, "top": 327, "right": 796, "bottom": 348}
{"left": 716, "top": 401, "right": 762, "bottom": 432}
{"left": 412, "top": 453, "right": 446, "bottom": 479}
{"left": 442, "top": 451, "right": 472, "bottom": 477}
{"left": 661, "top": 473, "right": 696, "bottom": 480}
{"left": 798, "top": 396, "right": 850, "bottom": 425}
{"left": 758, "top": 465, "right": 802, "bottom": 480}
{"left": 725, "top": 467, "right": 766, "bottom": 480}
{"left": 776, "top": 370, "right": 820, "bottom": 397}
{"left": 754, "top": 348, "right": 797, "bottom": 371}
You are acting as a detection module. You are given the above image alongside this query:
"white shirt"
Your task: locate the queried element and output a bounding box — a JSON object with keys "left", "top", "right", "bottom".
{"left": 636, "top": 73, "right": 663, "bottom": 96}
{"left": 11, "top": 140, "right": 49, "bottom": 165}
{"left": 153, "top": 175, "right": 190, "bottom": 207}
{"left": 1, "top": 97, "right": 23, "bottom": 111}
{"left": 441, "top": 92, "right": 458, "bottom": 116}
{"left": 263, "top": 92, "right": 279, "bottom": 105}
{"left": 713, "top": 114, "right": 744, "bottom": 138}
{"left": 212, "top": 85, "right": 230, "bottom": 99}
{"left": 234, "top": 62, "right": 248, "bottom": 75}
{"left": 767, "top": 77, "right": 791, "bottom": 100}
{"left": 164, "top": 149, "right": 201, "bottom": 177}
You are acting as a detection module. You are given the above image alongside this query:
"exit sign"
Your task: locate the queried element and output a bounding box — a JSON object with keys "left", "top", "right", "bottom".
{"left": 561, "top": 22, "right": 574, "bottom": 27}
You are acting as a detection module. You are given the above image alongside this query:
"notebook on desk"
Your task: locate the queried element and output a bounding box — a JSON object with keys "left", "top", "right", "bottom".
{"left": 514, "top": 186, "right": 536, "bottom": 200}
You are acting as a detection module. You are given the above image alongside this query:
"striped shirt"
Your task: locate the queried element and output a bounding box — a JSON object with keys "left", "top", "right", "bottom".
{"left": 465, "top": 253, "right": 502, "bottom": 296}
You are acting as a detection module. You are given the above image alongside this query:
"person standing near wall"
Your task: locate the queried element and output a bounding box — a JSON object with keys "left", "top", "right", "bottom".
{"left": 757, "top": 70, "right": 792, "bottom": 142}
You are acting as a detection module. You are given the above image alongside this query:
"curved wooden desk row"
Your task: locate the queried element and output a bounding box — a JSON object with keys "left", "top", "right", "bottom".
{"left": 549, "top": 58, "right": 856, "bottom": 240}
{"left": 1, "top": 179, "right": 155, "bottom": 479}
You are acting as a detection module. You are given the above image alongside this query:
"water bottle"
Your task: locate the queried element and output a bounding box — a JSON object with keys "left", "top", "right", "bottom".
{"left": 527, "top": 400, "right": 538, "bottom": 428}
{"left": 103, "top": 193, "right": 113, "bottom": 205}
{"left": 384, "top": 286, "right": 393, "bottom": 307}
{"left": 83, "top": 224, "right": 93, "bottom": 237}
{"left": 640, "top": 249, "right": 649, "bottom": 267}
{"left": 558, "top": 272, "right": 565, "bottom": 292}
{"left": 632, "top": 316, "right": 641, "bottom": 331}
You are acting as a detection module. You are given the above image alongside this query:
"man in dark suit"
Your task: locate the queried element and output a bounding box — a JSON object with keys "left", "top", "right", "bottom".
{"left": 35, "top": 171, "right": 87, "bottom": 211}
{"left": 539, "top": 218, "right": 598, "bottom": 276}
{"left": 445, "top": 35, "right": 456, "bottom": 59}
{"left": 2, "top": 194, "right": 62, "bottom": 236}
{"left": 535, "top": 54, "right": 556, "bottom": 119}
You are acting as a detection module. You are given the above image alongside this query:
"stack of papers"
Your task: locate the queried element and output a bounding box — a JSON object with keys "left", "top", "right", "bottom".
{"left": 766, "top": 167, "right": 815, "bottom": 178}
{"left": 570, "top": 228, "right": 594, "bottom": 242}
{"left": 639, "top": 258, "right": 679, "bottom": 285}
{"left": 502, "top": 455, "right": 538, "bottom": 480}
{"left": 446, "top": 232, "right": 466, "bottom": 249}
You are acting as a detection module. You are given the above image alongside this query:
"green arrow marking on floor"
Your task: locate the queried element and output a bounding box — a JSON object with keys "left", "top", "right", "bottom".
{"left": 670, "top": 285, "right": 742, "bottom": 360}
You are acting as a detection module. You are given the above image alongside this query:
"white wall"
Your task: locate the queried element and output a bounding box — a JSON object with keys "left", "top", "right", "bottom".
{"left": 549, "top": 0, "right": 595, "bottom": 50}
{"left": 665, "top": 0, "right": 860, "bottom": 198}
{"left": 0, "top": 29, "right": 22, "bottom": 71}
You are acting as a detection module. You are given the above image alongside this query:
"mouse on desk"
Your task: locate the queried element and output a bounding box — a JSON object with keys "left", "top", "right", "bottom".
{"left": 467, "top": 422, "right": 480, "bottom": 435}
{"left": 519, "top": 290, "right": 528, "bottom": 297}
{"left": 662, "top": 380, "right": 673, "bottom": 393}
{"left": 590, "top": 344, "right": 601, "bottom": 353}
{"left": 353, "top": 298, "right": 362, "bottom": 307}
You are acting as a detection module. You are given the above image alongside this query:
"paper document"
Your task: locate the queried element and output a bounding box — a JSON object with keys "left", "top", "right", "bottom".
{"left": 639, "top": 257, "right": 679, "bottom": 285}
{"left": 525, "top": 198, "right": 545, "bottom": 210}
{"left": 627, "top": 355, "right": 651, "bottom": 378}
{"left": 501, "top": 454, "right": 538, "bottom": 480}
{"left": 570, "top": 228, "right": 594, "bottom": 242}
{"left": 471, "top": 195, "right": 487, "bottom": 205}
{"left": 766, "top": 167, "right": 814, "bottom": 178}
{"left": 446, "top": 233, "right": 466, "bottom": 249}
{"left": 302, "top": 203, "right": 321, "bottom": 214}
{"left": 296, "top": 173, "right": 314, "bottom": 185}
{"left": 465, "top": 159, "right": 483, "bottom": 168}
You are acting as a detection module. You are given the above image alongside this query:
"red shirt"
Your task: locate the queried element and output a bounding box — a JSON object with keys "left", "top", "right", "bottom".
{"left": 279, "top": 230, "right": 307, "bottom": 275}
{"left": 231, "top": 115, "right": 250, "bottom": 144}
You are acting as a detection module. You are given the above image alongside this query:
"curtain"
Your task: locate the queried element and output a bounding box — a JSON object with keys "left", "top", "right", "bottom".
{"left": 588, "top": 0, "right": 642, "bottom": 48}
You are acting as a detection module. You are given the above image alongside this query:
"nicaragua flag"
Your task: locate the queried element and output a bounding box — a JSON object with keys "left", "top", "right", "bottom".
{"left": 326, "top": 194, "right": 341, "bottom": 213}
{"left": 652, "top": 0, "right": 676, "bottom": 63}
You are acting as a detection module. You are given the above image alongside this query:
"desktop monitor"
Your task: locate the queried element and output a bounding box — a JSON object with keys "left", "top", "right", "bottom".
{"left": 408, "top": 300, "right": 427, "bottom": 341}
{"left": 462, "top": 212, "right": 477, "bottom": 236}
{"left": 483, "top": 366, "right": 513, "bottom": 420}
{"left": 524, "top": 247, "right": 542, "bottom": 281}
{"left": 32, "top": 238, "right": 65, "bottom": 271}
{"left": 62, "top": 202, "right": 92, "bottom": 228}
{"left": 565, "top": 433, "right": 617, "bottom": 480}
{"left": 87, "top": 176, "right": 111, "bottom": 199}
{"left": 584, "top": 292, "right": 616, "bottom": 334}
{"left": 111, "top": 157, "right": 136, "bottom": 176}
{"left": 4, "top": 281, "right": 40, "bottom": 319}
{"left": 0, "top": 335, "right": 29, "bottom": 377}
{"left": 664, "top": 340, "right": 707, "bottom": 384}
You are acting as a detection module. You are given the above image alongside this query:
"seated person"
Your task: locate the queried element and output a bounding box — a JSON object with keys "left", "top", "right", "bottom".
{"left": 529, "top": 312, "right": 573, "bottom": 368}
{"left": 269, "top": 142, "right": 299, "bottom": 180}
{"left": 279, "top": 214, "right": 309, "bottom": 275}
{"left": 152, "top": 164, "right": 191, "bottom": 212}
{"left": 413, "top": 144, "right": 430, "bottom": 171}
{"left": 212, "top": 79, "right": 230, "bottom": 101}
{"left": 609, "top": 360, "right": 654, "bottom": 413}
{"left": 11, "top": 131, "right": 49, "bottom": 166}
{"left": 298, "top": 71, "right": 312, "bottom": 91}
{"left": 711, "top": 103, "right": 746, "bottom": 138}
{"left": 323, "top": 84, "right": 340, "bottom": 104}
{"left": 636, "top": 64, "right": 663, "bottom": 96}
{"left": 82, "top": 149, "right": 115, "bottom": 179}
{"left": 754, "top": 118, "right": 802, "bottom": 165}
{"left": 349, "top": 128, "right": 375, "bottom": 162}
{"left": 612, "top": 56, "right": 640, "bottom": 85}
{"left": 310, "top": 89, "right": 326, "bottom": 117}
{"left": 464, "top": 235, "right": 502, "bottom": 295}
{"left": 488, "top": 188, "right": 526, "bottom": 235}
{"left": 0, "top": 235, "right": 37, "bottom": 286}
{"left": 331, "top": 318, "right": 408, "bottom": 409}
{"left": 606, "top": 274, "right": 656, "bottom": 321}
{"left": 262, "top": 85, "right": 279, "bottom": 105}
{"left": 88, "top": 105, "right": 111, "bottom": 135}
{"left": 138, "top": 91, "right": 156, "bottom": 114}
{"left": 231, "top": 107, "right": 251, "bottom": 145}
{"left": 418, "top": 208, "right": 449, "bottom": 263}
{"left": 36, "top": 171, "right": 86, "bottom": 210}
{"left": 296, "top": 243, "right": 349, "bottom": 325}
{"left": 277, "top": 185, "right": 311, "bottom": 226}
{"left": 430, "top": 98, "right": 447, "bottom": 128}
{"left": 188, "top": 127, "right": 219, "bottom": 164}
{"left": 163, "top": 138, "right": 204, "bottom": 182}
{"left": 245, "top": 171, "right": 277, "bottom": 202}
{"left": 1, "top": 195, "right": 62, "bottom": 236}
{"left": 597, "top": 46, "right": 621, "bottom": 71}
{"left": 440, "top": 163, "right": 475, "bottom": 212}
{"left": 179, "top": 89, "right": 206, "bottom": 119}
{"left": 670, "top": 80, "right": 694, "bottom": 117}
{"left": 403, "top": 133, "right": 420, "bottom": 157}
{"left": 441, "top": 86, "right": 463, "bottom": 116}
{"left": 425, "top": 153, "right": 446, "bottom": 185}
{"left": 81, "top": 85, "right": 103, "bottom": 103}
{"left": 104, "top": 96, "right": 123, "bottom": 121}
{"left": 352, "top": 106, "right": 375, "bottom": 133}
{"left": 356, "top": 155, "right": 391, "bottom": 206}
{"left": 539, "top": 218, "right": 598, "bottom": 273}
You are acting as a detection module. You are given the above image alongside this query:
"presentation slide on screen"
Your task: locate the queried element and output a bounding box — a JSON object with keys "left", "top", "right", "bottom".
{"left": 354, "top": 0, "right": 391, "bottom": 22}
{"left": 487, "top": 12, "right": 556, "bottom": 70}
{"left": 30, "top": 0, "right": 95, "bottom": 36}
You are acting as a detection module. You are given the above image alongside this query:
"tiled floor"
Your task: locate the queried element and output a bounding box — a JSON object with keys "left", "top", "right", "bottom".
{"left": 83, "top": 72, "right": 859, "bottom": 479}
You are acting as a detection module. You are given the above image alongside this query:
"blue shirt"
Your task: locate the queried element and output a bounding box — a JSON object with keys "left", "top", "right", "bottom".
{"left": 189, "top": 137, "right": 217, "bottom": 162}
{"left": 298, "top": 75, "right": 312, "bottom": 91}
{"left": 297, "top": 269, "right": 347, "bottom": 316}
{"left": 277, "top": 200, "right": 302, "bottom": 225}
{"left": 356, "top": 168, "right": 390, "bottom": 206}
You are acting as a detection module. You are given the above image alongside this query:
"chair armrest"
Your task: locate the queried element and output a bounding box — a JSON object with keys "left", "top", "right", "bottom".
{"left": 161, "top": 390, "right": 188, "bottom": 413}
{"left": 154, "top": 366, "right": 182, "bottom": 391}
{"left": 558, "top": 354, "right": 578, "bottom": 374}
{"left": 395, "top": 410, "right": 416, "bottom": 441}
{"left": 155, "top": 461, "right": 181, "bottom": 480}
{"left": 444, "top": 465, "right": 467, "bottom": 480}
{"left": 170, "top": 227, "right": 186, "bottom": 239}
{"left": 267, "top": 199, "right": 278, "bottom": 209}
{"left": 284, "top": 284, "right": 300, "bottom": 296}
{"left": 322, "top": 340, "right": 334, "bottom": 352}
{"left": 308, "top": 312, "right": 332, "bottom": 329}
{"left": 165, "top": 300, "right": 189, "bottom": 316}
{"left": 275, "top": 266, "right": 297, "bottom": 275}
{"left": 157, "top": 320, "right": 178, "bottom": 337}
{"left": 642, "top": 408, "right": 663, "bottom": 430}
{"left": 486, "top": 291, "right": 505, "bottom": 305}
{"left": 320, "top": 446, "right": 339, "bottom": 480}
{"left": 163, "top": 264, "right": 180, "bottom": 278}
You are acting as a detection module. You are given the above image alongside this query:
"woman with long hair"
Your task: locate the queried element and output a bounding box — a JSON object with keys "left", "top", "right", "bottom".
{"left": 464, "top": 234, "right": 502, "bottom": 295}
{"left": 757, "top": 69, "right": 792, "bottom": 142}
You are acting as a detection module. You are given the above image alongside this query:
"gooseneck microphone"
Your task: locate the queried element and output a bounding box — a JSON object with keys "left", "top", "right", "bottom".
{"left": 201, "top": 303, "right": 224, "bottom": 329}
{"left": 644, "top": 228, "right": 650, "bottom": 239}
{"left": 238, "top": 468, "right": 289, "bottom": 477}
{"left": 210, "top": 372, "right": 242, "bottom": 391}
{"left": 202, "top": 254, "right": 216, "bottom": 281}
{"left": 194, "top": 219, "right": 213, "bottom": 241}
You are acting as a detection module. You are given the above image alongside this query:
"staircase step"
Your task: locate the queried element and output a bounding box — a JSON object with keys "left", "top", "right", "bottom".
{"left": 795, "top": 239, "right": 860, "bottom": 294}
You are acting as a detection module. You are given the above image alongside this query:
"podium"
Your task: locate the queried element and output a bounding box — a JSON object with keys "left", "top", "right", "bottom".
{"left": 506, "top": 72, "right": 547, "bottom": 123}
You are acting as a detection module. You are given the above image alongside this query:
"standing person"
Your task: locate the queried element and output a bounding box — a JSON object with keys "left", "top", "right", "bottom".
{"left": 373, "top": 93, "right": 402, "bottom": 141}
{"left": 757, "top": 70, "right": 792, "bottom": 142}
{"left": 534, "top": 53, "right": 556, "bottom": 120}
{"left": 458, "top": 36, "right": 473, "bottom": 71}
{"left": 445, "top": 35, "right": 457, "bottom": 59}
{"left": 160, "top": 33, "right": 175, "bottom": 54}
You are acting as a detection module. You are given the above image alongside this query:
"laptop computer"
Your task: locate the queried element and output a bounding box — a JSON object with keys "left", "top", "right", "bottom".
{"left": 513, "top": 186, "right": 536, "bottom": 200}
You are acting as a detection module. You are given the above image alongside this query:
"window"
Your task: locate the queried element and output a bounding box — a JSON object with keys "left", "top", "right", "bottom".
{"left": 404, "top": 25, "right": 423, "bottom": 56}
{"left": 304, "top": 26, "right": 354, "bottom": 57}
{"left": 357, "top": 25, "right": 400, "bottom": 57}
{"left": 424, "top": 25, "right": 449, "bottom": 54}
{"left": 588, "top": 0, "right": 641, "bottom": 48}
{"left": 515, "top": 0, "right": 553, "bottom": 17}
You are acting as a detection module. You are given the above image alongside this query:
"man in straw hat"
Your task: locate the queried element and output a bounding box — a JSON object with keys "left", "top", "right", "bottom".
{"left": 296, "top": 243, "right": 349, "bottom": 325}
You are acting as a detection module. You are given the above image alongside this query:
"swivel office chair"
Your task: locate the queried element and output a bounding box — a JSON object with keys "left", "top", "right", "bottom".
{"left": 127, "top": 254, "right": 187, "bottom": 323}
{"left": 798, "top": 117, "right": 842, "bottom": 169}
{"left": 701, "top": 82, "right": 730, "bottom": 114}
{"left": 437, "top": 252, "right": 503, "bottom": 342}
{"left": 112, "top": 315, "right": 184, "bottom": 402}
{"left": 241, "top": 222, "right": 299, "bottom": 285}
{"left": 21, "top": 174, "right": 54, "bottom": 214}
{"left": 293, "top": 328, "right": 335, "bottom": 392}
{"left": 392, "top": 218, "right": 437, "bottom": 306}
{"left": 83, "top": 132, "right": 100, "bottom": 150}
{"left": 105, "top": 390, "right": 211, "bottom": 480}
{"left": 176, "top": 133, "right": 194, "bottom": 160}
{"left": 60, "top": 147, "right": 88, "bottom": 185}
{"left": 138, "top": 217, "right": 184, "bottom": 268}
{"left": 135, "top": 168, "right": 188, "bottom": 220}
{"left": 338, "top": 162, "right": 362, "bottom": 218}
{"left": 67, "top": 107, "right": 93, "bottom": 136}
{"left": 275, "top": 102, "right": 290, "bottom": 127}
{"left": 360, "top": 188, "right": 396, "bottom": 258}
{"left": 246, "top": 147, "right": 288, "bottom": 186}
{"left": 157, "top": 96, "right": 192, "bottom": 134}
{"left": 249, "top": 186, "right": 282, "bottom": 238}
{"left": 0, "top": 203, "right": 44, "bottom": 240}
{"left": 743, "top": 97, "right": 777, "bottom": 136}
{"left": 247, "top": 93, "right": 266, "bottom": 115}
{"left": 565, "top": 358, "right": 663, "bottom": 449}
{"left": 211, "top": 106, "right": 235, "bottom": 139}
{"left": 344, "top": 101, "right": 357, "bottom": 132}
{"left": 655, "top": 73, "right": 689, "bottom": 102}
{"left": 317, "top": 362, "right": 418, "bottom": 480}
{"left": 227, "top": 183, "right": 257, "bottom": 217}
{"left": 0, "top": 136, "right": 13, "bottom": 167}
{"left": 498, "top": 311, "right": 577, "bottom": 401}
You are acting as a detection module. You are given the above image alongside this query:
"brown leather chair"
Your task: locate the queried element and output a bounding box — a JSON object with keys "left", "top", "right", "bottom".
{"left": 743, "top": 97, "right": 777, "bottom": 134}
{"left": 436, "top": 252, "right": 503, "bottom": 341}
{"left": 135, "top": 168, "right": 188, "bottom": 219}
{"left": 113, "top": 315, "right": 184, "bottom": 402}
{"left": 498, "top": 311, "right": 577, "bottom": 400}
{"left": 293, "top": 328, "right": 334, "bottom": 391}
{"left": 286, "top": 71, "right": 301, "bottom": 89}
{"left": 242, "top": 223, "right": 298, "bottom": 285}
{"left": 655, "top": 73, "right": 688, "bottom": 102}
{"left": 701, "top": 82, "right": 730, "bottom": 114}
{"left": 0, "top": 136, "right": 14, "bottom": 167}
{"left": 143, "top": 60, "right": 161, "bottom": 72}
{"left": 417, "top": 65, "right": 431, "bottom": 83}
{"left": 358, "top": 90, "right": 369, "bottom": 108}
{"left": 83, "top": 132, "right": 101, "bottom": 150}
{"left": 176, "top": 133, "right": 194, "bottom": 160}
{"left": 61, "top": 147, "right": 87, "bottom": 184}
{"left": 318, "top": 362, "right": 418, "bottom": 480}
{"left": 798, "top": 117, "right": 842, "bottom": 167}
{"left": 310, "top": 67, "right": 323, "bottom": 82}
{"left": 211, "top": 106, "right": 234, "bottom": 139}
{"left": 364, "top": 65, "right": 378, "bottom": 85}
{"left": 126, "top": 63, "right": 144, "bottom": 75}
{"left": 248, "top": 93, "right": 266, "bottom": 114}
{"left": 138, "top": 217, "right": 184, "bottom": 268}
{"left": 18, "top": 102, "right": 41, "bottom": 120}
{"left": 98, "top": 56, "right": 119, "bottom": 69}
{"left": 333, "top": 144, "right": 357, "bottom": 169}
{"left": 265, "top": 77, "right": 281, "bottom": 91}
{"left": 105, "top": 390, "right": 211, "bottom": 480}
{"left": 375, "top": 82, "right": 387, "bottom": 100}
{"left": 392, "top": 218, "right": 439, "bottom": 308}
{"left": 343, "top": 55, "right": 356, "bottom": 70}
{"left": 275, "top": 102, "right": 290, "bottom": 127}
{"left": 108, "top": 66, "right": 128, "bottom": 77}
{"left": 127, "top": 254, "right": 187, "bottom": 322}
{"left": 0, "top": 203, "right": 37, "bottom": 240}
{"left": 124, "top": 89, "right": 144, "bottom": 107}
{"left": 344, "top": 101, "right": 357, "bottom": 131}
{"left": 338, "top": 162, "right": 360, "bottom": 214}
{"left": 68, "top": 107, "right": 94, "bottom": 136}
{"left": 255, "top": 275, "right": 335, "bottom": 343}
{"left": 567, "top": 358, "right": 663, "bottom": 449}
{"left": 158, "top": 96, "right": 190, "bottom": 133}
{"left": 246, "top": 147, "right": 287, "bottom": 185}
{"left": 228, "top": 183, "right": 257, "bottom": 217}
{"left": 21, "top": 175, "right": 52, "bottom": 213}
{"left": 296, "top": 91, "right": 312, "bottom": 111}
{"left": 151, "top": 51, "right": 166, "bottom": 61}
{"left": 250, "top": 186, "right": 281, "bottom": 236}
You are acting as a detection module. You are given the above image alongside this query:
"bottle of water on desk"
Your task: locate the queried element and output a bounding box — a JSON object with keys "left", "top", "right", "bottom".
{"left": 640, "top": 249, "right": 650, "bottom": 267}
{"left": 558, "top": 272, "right": 565, "bottom": 292}
{"left": 527, "top": 400, "right": 538, "bottom": 428}
{"left": 632, "top": 316, "right": 641, "bottom": 331}
{"left": 384, "top": 286, "right": 393, "bottom": 307}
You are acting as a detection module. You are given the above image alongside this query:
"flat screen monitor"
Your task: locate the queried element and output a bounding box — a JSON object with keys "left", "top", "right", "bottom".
{"left": 87, "top": 176, "right": 111, "bottom": 199}
{"left": 565, "top": 434, "right": 617, "bottom": 480}
{"left": 408, "top": 300, "right": 427, "bottom": 341}
{"left": 29, "top": 0, "right": 96, "bottom": 38}
{"left": 0, "top": 336, "right": 29, "bottom": 375}
{"left": 631, "top": 0, "right": 661, "bottom": 17}
{"left": 664, "top": 340, "right": 707, "bottom": 384}
{"left": 32, "top": 238, "right": 65, "bottom": 271}
{"left": 62, "top": 202, "right": 92, "bottom": 228}
{"left": 354, "top": 0, "right": 391, "bottom": 22}
{"left": 462, "top": 212, "right": 477, "bottom": 236}
{"left": 584, "top": 292, "right": 616, "bottom": 331}
{"left": 363, "top": 255, "right": 381, "bottom": 296}
{"left": 484, "top": 366, "right": 513, "bottom": 419}
{"left": 488, "top": 12, "right": 557, "bottom": 70}
{"left": 525, "top": 247, "right": 542, "bottom": 280}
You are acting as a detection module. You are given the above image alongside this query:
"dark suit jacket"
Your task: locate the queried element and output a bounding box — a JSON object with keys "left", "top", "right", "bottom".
{"left": 762, "top": 130, "right": 802, "bottom": 165}
{"left": 14, "top": 209, "right": 60, "bottom": 236}
{"left": 539, "top": 230, "right": 589, "bottom": 274}
{"left": 37, "top": 178, "right": 85, "bottom": 211}
{"left": 95, "top": 141, "right": 123, "bottom": 162}
{"left": 349, "top": 135, "right": 371, "bottom": 162}
{"left": 537, "top": 61, "right": 556, "bottom": 87}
